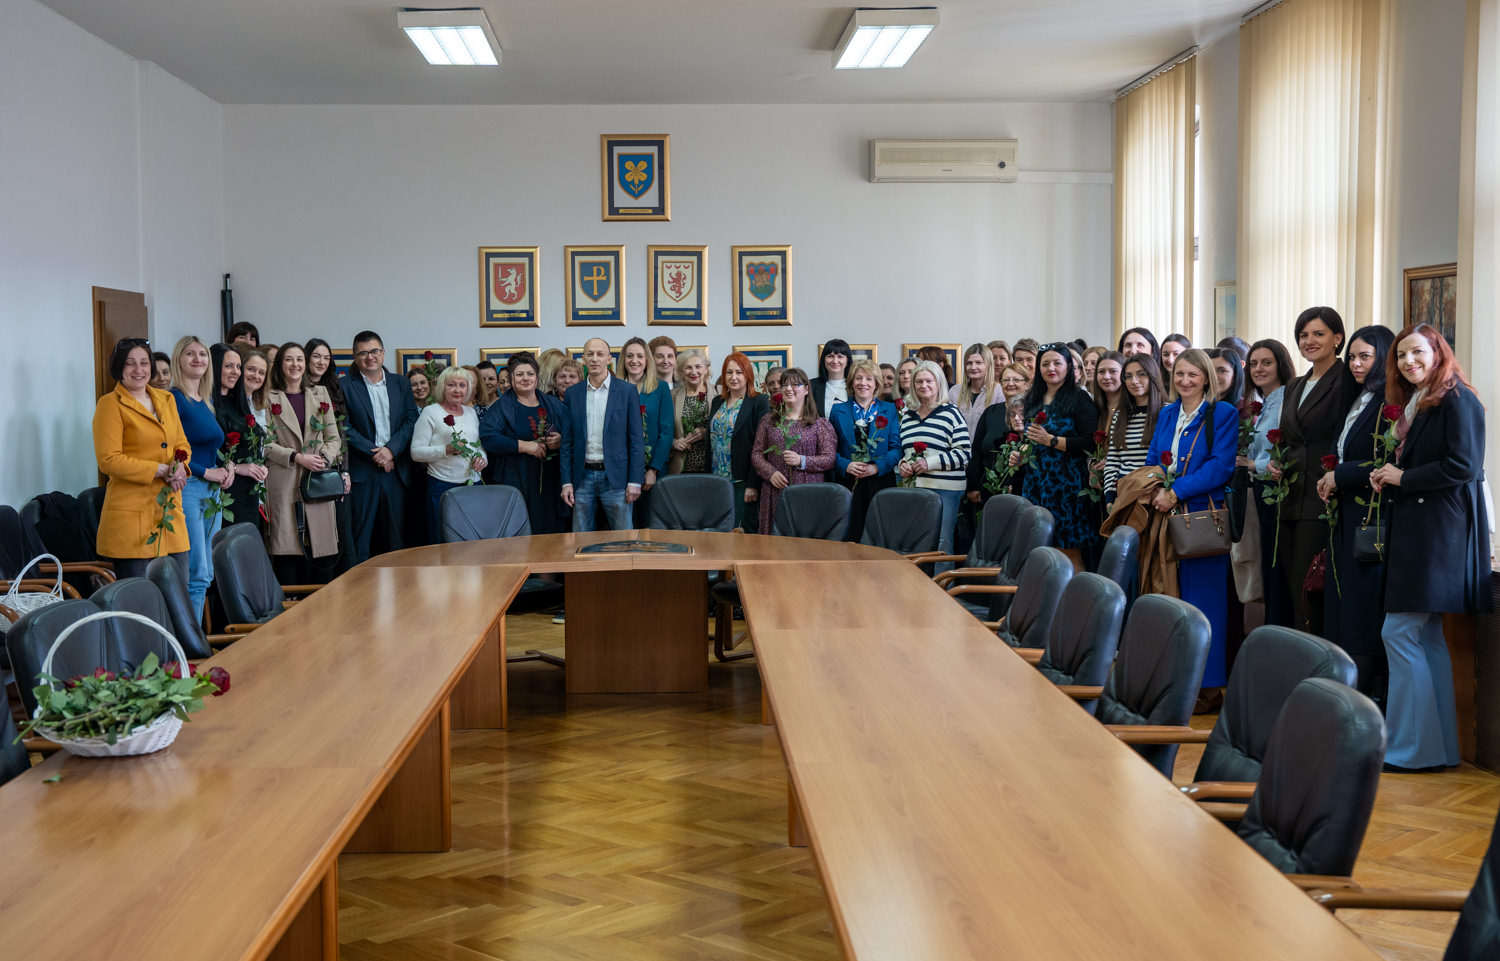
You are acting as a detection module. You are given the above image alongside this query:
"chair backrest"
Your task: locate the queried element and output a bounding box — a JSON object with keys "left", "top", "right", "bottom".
{"left": 145, "top": 558, "right": 214, "bottom": 659}
{"left": 78, "top": 486, "right": 106, "bottom": 536}
{"left": 1446, "top": 804, "right": 1500, "bottom": 961}
{"left": 970, "top": 494, "right": 1025, "bottom": 568}
{"left": 0, "top": 504, "right": 44, "bottom": 579}
{"left": 860, "top": 487, "right": 943, "bottom": 555}
{"left": 1036, "top": 573, "right": 1126, "bottom": 716}
{"left": 998, "top": 547, "right": 1073, "bottom": 649}
{"left": 441, "top": 485, "right": 532, "bottom": 542}
{"left": 1096, "top": 594, "right": 1211, "bottom": 777}
{"left": 772, "top": 483, "right": 852, "bottom": 540}
{"left": 5, "top": 598, "right": 178, "bottom": 716}
{"left": 1196, "top": 626, "right": 1357, "bottom": 785}
{"left": 0, "top": 681, "right": 27, "bottom": 787}
{"left": 211, "top": 532, "right": 285, "bottom": 625}
{"left": 90, "top": 576, "right": 185, "bottom": 657}
{"left": 987, "top": 504, "right": 1055, "bottom": 620}
{"left": 648, "top": 474, "right": 736, "bottom": 532}
{"left": 212, "top": 521, "right": 260, "bottom": 549}
{"left": 1236, "top": 678, "right": 1385, "bottom": 876}
{"left": 1096, "top": 526, "right": 1140, "bottom": 607}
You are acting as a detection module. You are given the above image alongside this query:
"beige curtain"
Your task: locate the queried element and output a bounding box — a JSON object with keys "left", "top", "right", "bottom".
{"left": 1238, "top": 0, "right": 1393, "bottom": 349}
{"left": 1113, "top": 57, "right": 1196, "bottom": 343}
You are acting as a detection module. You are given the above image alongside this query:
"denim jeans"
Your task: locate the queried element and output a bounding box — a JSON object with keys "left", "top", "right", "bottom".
{"left": 1382, "top": 611, "right": 1461, "bottom": 769}
{"left": 572, "top": 469, "right": 632, "bottom": 532}
{"left": 178, "top": 475, "right": 224, "bottom": 619}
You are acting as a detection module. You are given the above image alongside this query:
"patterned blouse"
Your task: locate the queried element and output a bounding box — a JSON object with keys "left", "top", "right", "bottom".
{"left": 710, "top": 397, "right": 742, "bottom": 478}
{"left": 681, "top": 393, "right": 711, "bottom": 473}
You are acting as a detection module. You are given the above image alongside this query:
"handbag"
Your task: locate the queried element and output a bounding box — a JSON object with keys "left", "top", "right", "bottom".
{"left": 1303, "top": 549, "right": 1327, "bottom": 593}
{"left": 299, "top": 468, "right": 343, "bottom": 503}
{"left": 1353, "top": 516, "right": 1387, "bottom": 563}
{"left": 1168, "top": 497, "right": 1233, "bottom": 559}
{"left": 0, "top": 553, "right": 68, "bottom": 635}
{"left": 1226, "top": 464, "right": 1249, "bottom": 543}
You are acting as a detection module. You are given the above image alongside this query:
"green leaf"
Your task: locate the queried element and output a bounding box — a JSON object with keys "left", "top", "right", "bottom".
{"left": 43, "top": 774, "right": 61, "bottom": 784}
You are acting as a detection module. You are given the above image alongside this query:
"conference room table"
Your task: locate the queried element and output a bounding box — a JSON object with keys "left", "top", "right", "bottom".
{"left": 0, "top": 530, "right": 1383, "bottom": 961}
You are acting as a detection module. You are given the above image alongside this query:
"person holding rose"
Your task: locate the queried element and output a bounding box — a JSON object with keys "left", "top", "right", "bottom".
{"left": 617, "top": 337, "right": 674, "bottom": 525}
{"left": 410, "top": 366, "right": 488, "bottom": 541}
{"left": 1240, "top": 338, "right": 1296, "bottom": 626}
{"left": 898, "top": 361, "right": 971, "bottom": 567}
{"left": 1369, "top": 323, "right": 1491, "bottom": 772}
{"left": 265, "top": 342, "right": 343, "bottom": 585}
{"left": 708, "top": 352, "right": 770, "bottom": 533}
{"left": 1008, "top": 343, "right": 1098, "bottom": 570}
{"left": 831, "top": 358, "right": 903, "bottom": 542}
{"left": 480, "top": 351, "right": 567, "bottom": 535}
{"left": 168, "top": 336, "right": 233, "bottom": 619}
{"left": 1100, "top": 353, "right": 1164, "bottom": 511}
{"left": 750, "top": 368, "right": 837, "bottom": 535}
{"left": 669, "top": 350, "right": 713, "bottom": 475}
{"left": 212, "top": 343, "right": 269, "bottom": 537}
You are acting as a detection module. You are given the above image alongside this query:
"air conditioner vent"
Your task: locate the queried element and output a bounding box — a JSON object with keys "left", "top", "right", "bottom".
{"left": 869, "top": 139, "right": 1018, "bottom": 183}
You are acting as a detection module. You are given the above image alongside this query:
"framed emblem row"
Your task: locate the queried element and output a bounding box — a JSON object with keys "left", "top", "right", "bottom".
{"left": 478, "top": 244, "right": 792, "bottom": 329}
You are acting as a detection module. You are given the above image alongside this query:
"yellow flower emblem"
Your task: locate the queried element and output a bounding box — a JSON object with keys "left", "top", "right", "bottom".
{"left": 623, "top": 160, "right": 649, "bottom": 188}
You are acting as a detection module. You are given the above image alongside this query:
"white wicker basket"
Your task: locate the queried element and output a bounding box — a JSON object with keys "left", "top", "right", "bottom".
{"left": 0, "top": 553, "right": 67, "bottom": 635}
{"left": 34, "top": 610, "right": 189, "bottom": 758}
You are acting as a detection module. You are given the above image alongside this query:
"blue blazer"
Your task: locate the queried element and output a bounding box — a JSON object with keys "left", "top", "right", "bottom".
{"left": 1145, "top": 400, "right": 1238, "bottom": 508}
{"left": 340, "top": 368, "right": 419, "bottom": 484}
{"left": 641, "top": 381, "right": 675, "bottom": 475}
{"left": 560, "top": 375, "right": 645, "bottom": 491}
{"left": 829, "top": 399, "right": 903, "bottom": 477}
{"left": 479, "top": 391, "right": 568, "bottom": 489}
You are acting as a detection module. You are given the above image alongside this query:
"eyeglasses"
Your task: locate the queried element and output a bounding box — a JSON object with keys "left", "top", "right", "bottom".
{"left": 355, "top": 348, "right": 385, "bottom": 359}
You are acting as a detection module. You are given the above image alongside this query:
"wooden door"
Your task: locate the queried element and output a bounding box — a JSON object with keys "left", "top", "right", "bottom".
{"left": 92, "top": 287, "right": 147, "bottom": 400}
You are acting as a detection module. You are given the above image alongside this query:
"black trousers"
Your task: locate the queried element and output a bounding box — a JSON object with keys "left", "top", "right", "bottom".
{"left": 348, "top": 470, "right": 406, "bottom": 566}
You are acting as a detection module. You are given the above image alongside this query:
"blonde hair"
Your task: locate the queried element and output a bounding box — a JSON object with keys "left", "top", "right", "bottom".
{"left": 1172, "top": 348, "right": 1220, "bottom": 404}
{"left": 673, "top": 350, "right": 711, "bottom": 402}
{"left": 170, "top": 336, "right": 213, "bottom": 409}
{"left": 846, "top": 358, "right": 881, "bottom": 393}
{"left": 616, "top": 337, "right": 661, "bottom": 395}
{"left": 956, "top": 343, "right": 997, "bottom": 409}
{"left": 435, "top": 365, "right": 476, "bottom": 404}
{"left": 237, "top": 346, "right": 271, "bottom": 412}
{"left": 905, "top": 360, "right": 951, "bottom": 410}
{"left": 536, "top": 348, "right": 567, "bottom": 393}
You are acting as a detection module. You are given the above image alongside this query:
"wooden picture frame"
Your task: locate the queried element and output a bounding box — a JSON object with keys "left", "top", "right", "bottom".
{"left": 564, "top": 245, "right": 626, "bottom": 326}
{"left": 568, "top": 344, "right": 624, "bottom": 367}
{"left": 819, "top": 343, "right": 879, "bottom": 365}
{"left": 733, "top": 345, "right": 793, "bottom": 389}
{"left": 1404, "top": 263, "right": 1458, "bottom": 350}
{"left": 479, "top": 347, "right": 539, "bottom": 368}
{"left": 1213, "top": 282, "right": 1238, "bottom": 344}
{"left": 601, "top": 134, "right": 671, "bottom": 221}
{"left": 329, "top": 349, "right": 356, "bottom": 379}
{"left": 646, "top": 244, "right": 707, "bottom": 325}
{"left": 396, "top": 349, "right": 458, "bottom": 375}
{"left": 903, "top": 343, "right": 961, "bottom": 376}
{"left": 479, "top": 246, "right": 540, "bottom": 327}
{"left": 731, "top": 245, "right": 792, "bottom": 326}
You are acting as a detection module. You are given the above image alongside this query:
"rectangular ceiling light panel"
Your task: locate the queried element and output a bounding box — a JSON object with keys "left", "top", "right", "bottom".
{"left": 398, "top": 8, "right": 501, "bottom": 66}
{"left": 833, "top": 8, "right": 939, "bottom": 69}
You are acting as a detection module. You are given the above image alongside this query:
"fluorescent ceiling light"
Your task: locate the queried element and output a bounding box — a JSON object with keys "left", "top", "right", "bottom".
{"left": 833, "top": 8, "right": 939, "bottom": 69}
{"left": 398, "top": 8, "right": 501, "bottom": 66}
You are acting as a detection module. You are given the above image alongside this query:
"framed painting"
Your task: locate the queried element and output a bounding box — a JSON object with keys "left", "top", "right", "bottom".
{"left": 601, "top": 134, "right": 671, "bottom": 221}
{"left": 479, "top": 347, "right": 539, "bottom": 368}
{"left": 1404, "top": 263, "right": 1458, "bottom": 350}
{"left": 479, "top": 246, "right": 540, "bottom": 327}
{"left": 733, "top": 345, "right": 793, "bottom": 389}
{"left": 646, "top": 244, "right": 707, "bottom": 325}
{"left": 564, "top": 245, "right": 626, "bottom": 326}
{"left": 329, "top": 348, "right": 356, "bottom": 379}
{"left": 396, "top": 348, "right": 458, "bottom": 375}
{"left": 903, "top": 343, "right": 961, "bottom": 376}
{"left": 731, "top": 245, "right": 792, "bottom": 326}
{"left": 568, "top": 344, "right": 624, "bottom": 367}
{"left": 819, "top": 343, "right": 879, "bottom": 365}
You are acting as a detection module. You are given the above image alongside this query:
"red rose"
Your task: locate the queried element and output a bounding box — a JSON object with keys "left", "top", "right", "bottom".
{"left": 1033, "top": 411, "right": 1049, "bottom": 425}
{"left": 206, "top": 665, "right": 231, "bottom": 696}
{"left": 174, "top": 448, "right": 189, "bottom": 463}
{"left": 91, "top": 667, "right": 116, "bottom": 682}
{"left": 772, "top": 393, "right": 784, "bottom": 405}
{"left": 245, "top": 415, "right": 256, "bottom": 427}
{"left": 895, "top": 399, "right": 905, "bottom": 410}
{"left": 424, "top": 350, "right": 434, "bottom": 361}
{"left": 875, "top": 416, "right": 888, "bottom": 428}
{"left": 1161, "top": 452, "right": 1173, "bottom": 466}
{"left": 226, "top": 431, "right": 241, "bottom": 446}
{"left": 1266, "top": 429, "right": 1284, "bottom": 444}
{"left": 1382, "top": 404, "right": 1403, "bottom": 421}
{"left": 1006, "top": 432, "right": 1021, "bottom": 443}
{"left": 443, "top": 413, "right": 456, "bottom": 426}
{"left": 913, "top": 442, "right": 928, "bottom": 454}
{"left": 163, "top": 661, "right": 192, "bottom": 679}
{"left": 1093, "top": 430, "right": 1107, "bottom": 444}
{"left": 271, "top": 404, "right": 283, "bottom": 416}
{"left": 319, "top": 402, "right": 330, "bottom": 414}
{"left": 1320, "top": 454, "right": 1338, "bottom": 471}
{"left": 640, "top": 405, "right": 647, "bottom": 415}
{"left": 1250, "top": 401, "right": 1264, "bottom": 415}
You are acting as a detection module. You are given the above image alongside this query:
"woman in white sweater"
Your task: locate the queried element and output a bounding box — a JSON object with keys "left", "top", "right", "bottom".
{"left": 410, "top": 365, "right": 487, "bottom": 541}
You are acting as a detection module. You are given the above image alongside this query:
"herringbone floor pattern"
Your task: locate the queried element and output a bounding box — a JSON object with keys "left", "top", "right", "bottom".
{"left": 337, "top": 614, "right": 1500, "bottom": 961}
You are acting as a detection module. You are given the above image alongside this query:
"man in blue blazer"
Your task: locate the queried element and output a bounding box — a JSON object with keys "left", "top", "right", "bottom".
{"left": 340, "top": 330, "right": 419, "bottom": 564}
{"left": 560, "top": 338, "right": 644, "bottom": 531}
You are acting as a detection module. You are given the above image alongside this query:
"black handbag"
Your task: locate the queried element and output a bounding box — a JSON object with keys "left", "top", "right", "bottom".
{"left": 1353, "top": 515, "right": 1386, "bottom": 563}
{"left": 299, "top": 468, "right": 343, "bottom": 503}
{"left": 1226, "top": 465, "right": 1249, "bottom": 543}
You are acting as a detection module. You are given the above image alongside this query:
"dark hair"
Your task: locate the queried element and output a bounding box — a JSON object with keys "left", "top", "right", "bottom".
{"left": 109, "top": 337, "right": 152, "bottom": 382}
{"left": 1215, "top": 336, "right": 1250, "bottom": 362}
{"left": 506, "top": 351, "right": 540, "bottom": 381}
{"left": 476, "top": 360, "right": 496, "bottom": 371}
{"left": 152, "top": 350, "right": 171, "bottom": 367}
{"left": 1205, "top": 348, "right": 1246, "bottom": 408}
{"left": 1093, "top": 349, "right": 1127, "bottom": 420}
{"left": 1293, "top": 306, "right": 1346, "bottom": 358}
{"left": 352, "top": 330, "right": 383, "bottom": 350}
{"left": 1116, "top": 353, "right": 1165, "bottom": 446}
{"left": 818, "top": 339, "right": 853, "bottom": 380}
{"left": 1068, "top": 338, "right": 1089, "bottom": 355}
{"left": 1021, "top": 343, "right": 1081, "bottom": 416}
{"left": 270, "top": 341, "right": 306, "bottom": 393}
{"left": 227, "top": 321, "right": 259, "bottom": 344}
{"left": 1162, "top": 333, "right": 1192, "bottom": 350}
{"left": 1117, "top": 327, "right": 1161, "bottom": 367}
{"left": 778, "top": 367, "right": 818, "bottom": 427}
{"left": 302, "top": 338, "right": 347, "bottom": 411}
{"left": 1246, "top": 338, "right": 1296, "bottom": 394}
{"left": 209, "top": 343, "right": 251, "bottom": 420}
{"left": 1346, "top": 325, "right": 1395, "bottom": 400}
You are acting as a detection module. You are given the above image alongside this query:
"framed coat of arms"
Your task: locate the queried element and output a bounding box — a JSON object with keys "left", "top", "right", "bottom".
{"left": 646, "top": 245, "right": 707, "bottom": 326}
{"left": 479, "top": 246, "right": 540, "bottom": 327}
{"left": 731, "top": 245, "right": 792, "bottom": 326}
{"left": 600, "top": 134, "right": 671, "bottom": 221}
{"left": 564, "top": 245, "right": 626, "bottom": 326}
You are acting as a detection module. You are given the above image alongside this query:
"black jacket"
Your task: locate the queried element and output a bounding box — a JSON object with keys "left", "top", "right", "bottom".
{"left": 708, "top": 392, "right": 770, "bottom": 491}
{"left": 1278, "top": 361, "right": 1358, "bottom": 522}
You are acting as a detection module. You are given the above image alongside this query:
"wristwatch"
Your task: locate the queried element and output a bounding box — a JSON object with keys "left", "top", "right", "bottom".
{"left": 1049, "top": 436, "right": 1059, "bottom": 449}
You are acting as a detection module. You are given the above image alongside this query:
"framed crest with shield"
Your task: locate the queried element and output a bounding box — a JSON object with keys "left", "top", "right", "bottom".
{"left": 601, "top": 134, "right": 671, "bottom": 221}
{"left": 733, "top": 345, "right": 793, "bottom": 389}
{"left": 564, "top": 245, "right": 625, "bottom": 326}
{"left": 647, "top": 245, "right": 707, "bottom": 325}
{"left": 731, "top": 245, "right": 792, "bottom": 326}
{"left": 479, "top": 347, "right": 538, "bottom": 368}
{"left": 479, "top": 246, "right": 540, "bottom": 327}
{"left": 903, "top": 343, "right": 961, "bottom": 376}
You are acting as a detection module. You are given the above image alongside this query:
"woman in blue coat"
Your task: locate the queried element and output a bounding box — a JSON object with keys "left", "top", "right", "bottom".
{"left": 618, "top": 337, "right": 674, "bottom": 526}
{"left": 479, "top": 351, "right": 568, "bottom": 535}
{"left": 830, "top": 358, "right": 903, "bottom": 542}
{"left": 1370, "top": 324, "right": 1491, "bottom": 772}
{"left": 1145, "top": 348, "right": 1239, "bottom": 699}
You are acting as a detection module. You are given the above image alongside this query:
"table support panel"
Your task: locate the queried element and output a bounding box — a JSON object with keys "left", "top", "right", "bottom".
{"left": 267, "top": 862, "right": 338, "bottom": 961}
{"left": 344, "top": 702, "right": 452, "bottom": 853}
{"left": 565, "top": 570, "right": 709, "bottom": 693}
{"left": 452, "top": 621, "right": 507, "bottom": 730}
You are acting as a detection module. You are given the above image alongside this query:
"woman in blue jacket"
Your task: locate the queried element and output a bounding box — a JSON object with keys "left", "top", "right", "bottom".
{"left": 479, "top": 351, "right": 568, "bottom": 534}
{"left": 1145, "top": 348, "right": 1239, "bottom": 702}
{"left": 618, "top": 337, "right": 674, "bottom": 526}
{"left": 830, "top": 359, "right": 902, "bottom": 542}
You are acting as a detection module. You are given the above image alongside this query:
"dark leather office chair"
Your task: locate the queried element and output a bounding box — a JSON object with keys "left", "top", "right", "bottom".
{"left": 146, "top": 559, "right": 227, "bottom": 659}
{"left": 1, "top": 502, "right": 113, "bottom": 589}
{"left": 1069, "top": 594, "right": 1209, "bottom": 777}
{"left": 440, "top": 485, "right": 564, "bottom": 666}
{"left": 860, "top": 488, "right": 944, "bottom": 559}
{"left": 944, "top": 504, "right": 1054, "bottom": 624}
{"left": 1028, "top": 573, "right": 1126, "bottom": 716}
{"left": 984, "top": 546, "right": 1072, "bottom": 649}
{"left": 89, "top": 576, "right": 189, "bottom": 658}
{"left": 648, "top": 474, "right": 736, "bottom": 532}
{"left": 6, "top": 599, "right": 177, "bottom": 716}
{"left": 20, "top": 493, "right": 113, "bottom": 593}
{"left": 211, "top": 531, "right": 288, "bottom": 629}
{"left": 1096, "top": 525, "right": 1140, "bottom": 611}
{"left": 0, "top": 681, "right": 29, "bottom": 786}
{"left": 928, "top": 493, "right": 1025, "bottom": 575}
{"left": 212, "top": 521, "right": 260, "bottom": 549}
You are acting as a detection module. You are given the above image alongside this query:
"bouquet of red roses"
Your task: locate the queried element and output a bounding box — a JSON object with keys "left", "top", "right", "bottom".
{"left": 983, "top": 432, "right": 1030, "bottom": 494}
{"left": 1237, "top": 400, "right": 1263, "bottom": 458}
{"left": 204, "top": 431, "right": 240, "bottom": 523}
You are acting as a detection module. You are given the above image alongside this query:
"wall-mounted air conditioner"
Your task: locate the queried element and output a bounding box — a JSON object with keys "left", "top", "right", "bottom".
{"left": 868, "top": 139, "right": 1019, "bottom": 183}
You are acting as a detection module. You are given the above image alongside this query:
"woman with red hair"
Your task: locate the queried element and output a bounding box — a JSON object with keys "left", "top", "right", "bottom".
{"left": 1370, "top": 324, "right": 1491, "bottom": 772}
{"left": 708, "top": 352, "right": 769, "bottom": 532}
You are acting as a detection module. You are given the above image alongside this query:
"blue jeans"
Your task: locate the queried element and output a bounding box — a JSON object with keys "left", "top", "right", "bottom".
{"left": 178, "top": 476, "right": 224, "bottom": 619}
{"left": 572, "top": 469, "right": 632, "bottom": 532}
{"left": 427, "top": 477, "right": 467, "bottom": 543}
{"left": 932, "top": 487, "right": 963, "bottom": 573}
{"left": 1382, "top": 612, "right": 1460, "bottom": 769}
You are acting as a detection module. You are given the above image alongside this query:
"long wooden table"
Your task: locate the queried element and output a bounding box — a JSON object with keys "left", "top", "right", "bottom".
{"left": 0, "top": 532, "right": 1383, "bottom": 961}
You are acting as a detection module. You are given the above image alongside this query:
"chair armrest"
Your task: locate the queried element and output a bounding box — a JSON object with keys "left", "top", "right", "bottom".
{"left": 1285, "top": 875, "right": 1362, "bottom": 892}
{"left": 903, "top": 551, "right": 947, "bottom": 563}
{"left": 1013, "top": 647, "right": 1044, "bottom": 664}
{"left": 933, "top": 566, "right": 1001, "bottom": 587}
{"left": 1057, "top": 685, "right": 1104, "bottom": 700}
{"left": 35, "top": 561, "right": 116, "bottom": 583}
{"left": 1199, "top": 802, "right": 1248, "bottom": 822}
{"left": 23, "top": 738, "right": 61, "bottom": 755}
{"left": 1181, "top": 781, "right": 1256, "bottom": 801}
{"left": 280, "top": 584, "right": 325, "bottom": 596}
{"left": 0, "top": 579, "right": 84, "bottom": 599}
{"left": 946, "top": 584, "right": 1019, "bottom": 598}
{"left": 1307, "top": 888, "right": 1469, "bottom": 912}
{"left": 222, "top": 623, "right": 265, "bottom": 635}
{"left": 981, "top": 618, "right": 1004, "bottom": 630}
{"left": 1108, "top": 725, "right": 1212, "bottom": 745}
{"left": 206, "top": 634, "right": 241, "bottom": 648}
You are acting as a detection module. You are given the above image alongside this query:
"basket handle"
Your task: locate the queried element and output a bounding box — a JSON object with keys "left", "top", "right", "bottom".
{"left": 5, "top": 553, "right": 64, "bottom": 602}
{"left": 38, "top": 610, "right": 189, "bottom": 695}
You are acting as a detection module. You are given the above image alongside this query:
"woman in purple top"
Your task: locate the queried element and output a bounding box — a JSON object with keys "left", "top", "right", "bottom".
{"left": 750, "top": 367, "right": 837, "bottom": 534}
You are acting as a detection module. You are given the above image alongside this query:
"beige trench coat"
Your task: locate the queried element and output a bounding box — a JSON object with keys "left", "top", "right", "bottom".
{"left": 264, "top": 386, "right": 343, "bottom": 558}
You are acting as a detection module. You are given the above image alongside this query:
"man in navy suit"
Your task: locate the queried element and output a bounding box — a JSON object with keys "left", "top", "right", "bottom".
{"left": 340, "top": 330, "right": 419, "bottom": 564}
{"left": 560, "top": 338, "right": 643, "bottom": 531}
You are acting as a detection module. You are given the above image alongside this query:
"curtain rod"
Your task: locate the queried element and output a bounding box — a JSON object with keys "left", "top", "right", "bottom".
{"left": 1113, "top": 46, "right": 1198, "bottom": 101}
{"left": 1241, "top": 0, "right": 1285, "bottom": 24}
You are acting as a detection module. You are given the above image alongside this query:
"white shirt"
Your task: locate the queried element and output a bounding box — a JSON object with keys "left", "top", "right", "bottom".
{"left": 825, "top": 377, "right": 848, "bottom": 408}
{"left": 1170, "top": 401, "right": 1205, "bottom": 473}
{"left": 410, "top": 404, "right": 482, "bottom": 484}
{"left": 585, "top": 372, "right": 612, "bottom": 463}
{"left": 1335, "top": 392, "right": 1374, "bottom": 461}
{"left": 1298, "top": 375, "right": 1321, "bottom": 411}
{"left": 362, "top": 369, "right": 391, "bottom": 448}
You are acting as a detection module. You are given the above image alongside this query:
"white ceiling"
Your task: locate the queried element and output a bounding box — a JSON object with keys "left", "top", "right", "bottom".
{"left": 39, "top": 0, "right": 1250, "bottom": 105}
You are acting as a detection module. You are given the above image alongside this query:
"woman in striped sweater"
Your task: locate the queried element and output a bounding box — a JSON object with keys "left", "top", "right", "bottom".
{"left": 1101, "top": 353, "right": 1165, "bottom": 509}
{"left": 897, "top": 361, "right": 971, "bottom": 563}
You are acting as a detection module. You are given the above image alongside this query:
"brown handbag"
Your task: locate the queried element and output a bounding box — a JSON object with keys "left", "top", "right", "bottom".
{"left": 1163, "top": 414, "right": 1232, "bottom": 559}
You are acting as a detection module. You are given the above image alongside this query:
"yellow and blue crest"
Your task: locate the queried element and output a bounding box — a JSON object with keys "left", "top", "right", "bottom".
{"left": 617, "top": 153, "right": 655, "bottom": 199}
{"left": 577, "top": 259, "right": 613, "bottom": 302}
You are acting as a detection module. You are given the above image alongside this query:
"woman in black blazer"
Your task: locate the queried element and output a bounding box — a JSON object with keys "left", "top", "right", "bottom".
{"left": 809, "top": 339, "right": 852, "bottom": 420}
{"left": 1270, "top": 306, "right": 1357, "bottom": 633}
{"left": 1314, "top": 325, "right": 1395, "bottom": 701}
{"left": 1370, "top": 323, "right": 1491, "bottom": 772}
{"left": 709, "top": 352, "right": 771, "bottom": 533}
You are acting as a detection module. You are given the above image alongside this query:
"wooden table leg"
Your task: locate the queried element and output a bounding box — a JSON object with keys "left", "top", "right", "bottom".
{"left": 565, "top": 570, "right": 709, "bottom": 693}
{"left": 344, "top": 701, "right": 451, "bottom": 853}
{"left": 788, "top": 780, "right": 808, "bottom": 848}
{"left": 452, "top": 620, "right": 506, "bottom": 730}
{"left": 762, "top": 683, "right": 773, "bottom": 726}
{"left": 267, "top": 861, "right": 338, "bottom": 961}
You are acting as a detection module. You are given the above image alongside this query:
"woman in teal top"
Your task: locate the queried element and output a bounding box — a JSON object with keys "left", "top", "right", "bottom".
{"left": 709, "top": 352, "right": 770, "bottom": 531}
{"left": 618, "top": 337, "right": 674, "bottom": 526}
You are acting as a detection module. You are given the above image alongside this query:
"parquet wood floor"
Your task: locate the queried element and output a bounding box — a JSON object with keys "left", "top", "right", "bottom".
{"left": 337, "top": 614, "right": 1500, "bottom": 961}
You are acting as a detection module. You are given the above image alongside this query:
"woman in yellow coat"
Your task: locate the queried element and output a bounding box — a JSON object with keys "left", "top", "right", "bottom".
{"left": 92, "top": 338, "right": 192, "bottom": 578}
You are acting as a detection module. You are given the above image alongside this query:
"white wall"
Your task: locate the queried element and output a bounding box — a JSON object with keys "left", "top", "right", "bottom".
{"left": 0, "top": 0, "right": 223, "bottom": 510}
{"left": 222, "top": 103, "right": 1113, "bottom": 371}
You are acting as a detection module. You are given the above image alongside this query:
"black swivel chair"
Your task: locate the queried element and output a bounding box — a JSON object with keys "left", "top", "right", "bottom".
{"left": 6, "top": 599, "right": 178, "bottom": 716}
{"left": 211, "top": 531, "right": 288, "bottom": 631}
{"left": 860, "top": 487, "right": 945, "bottom": 560}
{"left": 927, "top": 493, "right": 1026, "bottom": 574}
{"left": 942, "top": 505, "right": 1055, "bottom": 625}
{"left": 647, "top": 474, "right": 736, "bottom": 532}
{"left": 212, "top": 521, "right": 260, "bottom": 549}
{"left": 1096, "top": 525, "right": 1140, "bottom": 612}
{"left": 89, "top": 576, "right": 196, "bottom": 660}
{"left": 976, "top": 546, "right": 1073, "bottom": 649}
{"left": 1024, "top": 573, "right": 1126, "bottom": 716}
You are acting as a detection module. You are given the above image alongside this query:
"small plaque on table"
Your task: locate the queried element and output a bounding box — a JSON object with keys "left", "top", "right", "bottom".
{"left": 575, "top": 541, "right": 694, "bottom": 555}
